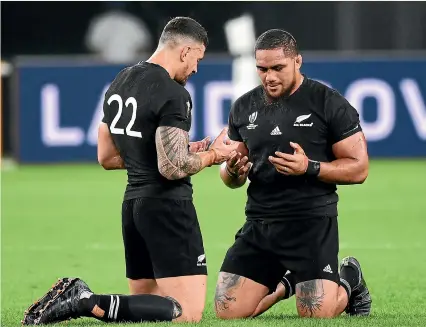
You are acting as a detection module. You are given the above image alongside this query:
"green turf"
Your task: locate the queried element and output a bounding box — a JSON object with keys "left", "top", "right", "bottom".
{"left": 2, "top": 160, "right": 426, "bottom": 326}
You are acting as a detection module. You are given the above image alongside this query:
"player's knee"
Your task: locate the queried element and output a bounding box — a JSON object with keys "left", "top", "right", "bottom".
{"left": 297, "top": 306, "right": 336, "bottom": 318}
{"left": 173, "top": 298, "right": 204, "bottom": 322}
{"left": 215, "top": 310, "right": 253, "bottom": 320}
{"left": 215, "top": 307, "right": 228, "bottom": 320}
{"left": 178, "top": 309, "right": 203, "bottom": 323}
{"left": 215, "top": 303, "right": 253, "bottom": 320}
{"left": 214, "top": 276, "right": 259, "bottom": 319}
{"left": 190, "top": 311, "right": 203, "bottom": 323}
{"left": 215, "top": 309, "right": 232, "bottom": 320}
{"left": 214, "top": 295, "right": 234, "bottom": 319}
{"left": 188, "top": 303, "right": 204, "bottom": 322}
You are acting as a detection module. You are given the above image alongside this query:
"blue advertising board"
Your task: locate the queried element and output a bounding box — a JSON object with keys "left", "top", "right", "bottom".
{"left": 14, "top": 57, "right": 426, "bottom": 162}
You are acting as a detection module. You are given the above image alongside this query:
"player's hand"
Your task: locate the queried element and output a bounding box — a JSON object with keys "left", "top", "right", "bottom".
{"left": 226, "top": 152, "right": 253, "bottom": 178}
{"left": 209, "top": 127, "right": 240, "bottom": 164}
{"left": 268, "top": 142, "right": 308, "bottom": 176}
{"left": 189, "top": 136, "right": 211, "bottom": 153}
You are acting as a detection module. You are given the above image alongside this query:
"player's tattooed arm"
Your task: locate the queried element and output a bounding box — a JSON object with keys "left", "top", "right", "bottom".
{"left": 155, "top": 126, "right": 219, "bottom": 180}
{"left": 214, "top": 273, "right": 244, "bottom": 313}
{"left": 156, "top": 126, "right": 239, "bottom": 180}
{"left": 296, "top": 280, "right": 325, "bottom": 317}
{"left": 155, "top": 126, "right": 202, "bottom": 179}
{"left": 97, "top": 123, "right": 125, "bottom": 170}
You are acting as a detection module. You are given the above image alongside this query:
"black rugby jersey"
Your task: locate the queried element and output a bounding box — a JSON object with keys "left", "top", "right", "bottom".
{"left": 102, "top": 62, "right": 193, "bottom": 200}
{"left": 228, "top": 76, "right": 362, "bottom": 220}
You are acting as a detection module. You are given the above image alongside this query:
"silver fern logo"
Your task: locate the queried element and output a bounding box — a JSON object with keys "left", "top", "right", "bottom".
{"left": 197, "top": 254, "right": 206, "bottom": 267}
{"left": 294, "top": 114, "right": 313, "bottom": 127}
{"left": 247, "top": 111, "right": 258, "bottom": 129}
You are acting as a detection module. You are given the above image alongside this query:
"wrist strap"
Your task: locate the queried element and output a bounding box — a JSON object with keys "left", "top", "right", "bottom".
{"left": 305, "top": 159, "right": 320, "bottom": 177}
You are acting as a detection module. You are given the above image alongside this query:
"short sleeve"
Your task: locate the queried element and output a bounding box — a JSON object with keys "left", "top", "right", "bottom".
{"left": 101, "top": 98, "right": 110, "bottom": 124}
{"left": 228, "top": 103, "right": 243, "bottom": 142}
{"left": 158, "top": 96, "right": 192, "bottom": 132}
{"left": 326, "top": 93, "right": 362, "bottom": 144}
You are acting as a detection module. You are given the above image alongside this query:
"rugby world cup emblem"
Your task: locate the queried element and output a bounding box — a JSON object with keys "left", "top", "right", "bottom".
{"left": 247, "top": 111, "right": 258, "bottom": 130}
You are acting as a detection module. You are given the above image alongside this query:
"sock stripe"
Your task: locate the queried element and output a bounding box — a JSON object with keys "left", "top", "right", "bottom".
{"left": 280, "top": 276, "right": 293, "bottom": 298}
{"left": 108, "top": 295, "right": 116, "bottom": 319}
{"left": 114, "top": 295, "right": 120, "bottom": 320}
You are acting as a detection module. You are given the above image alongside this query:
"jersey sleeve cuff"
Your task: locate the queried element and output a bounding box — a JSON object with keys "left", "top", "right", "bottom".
{"left": 159, "top": 115, "right": 191, "bottom": 132}
{"left": 333, "top": 123, "right": 362, "bottom": 143}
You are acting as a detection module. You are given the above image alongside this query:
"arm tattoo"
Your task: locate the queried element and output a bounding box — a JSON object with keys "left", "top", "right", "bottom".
{"left": 296, "top": 280, "right": 325, "bottom": 317}
{"left": 214, "top": 273, "right": 244, "bottom": 313}
{"left": 155, "top": 126, "right": 202, "bottom": 180}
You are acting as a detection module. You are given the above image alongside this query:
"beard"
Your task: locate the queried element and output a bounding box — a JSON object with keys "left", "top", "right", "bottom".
{"left": 175, "top": 78, "right": 187, "bottom": 86}
{"left": 174, "top": 64, "right": 191, "bottom": 86}
{"left": 263, "top": 70, "right": 297, "bottom": 103}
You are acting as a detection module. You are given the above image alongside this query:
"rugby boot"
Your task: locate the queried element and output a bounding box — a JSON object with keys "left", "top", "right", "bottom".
{"left": 340, "top": 256, "right": 372, "bottom": 316}
{"left": 22, "top": 277, "right": 92, "bottom": 325}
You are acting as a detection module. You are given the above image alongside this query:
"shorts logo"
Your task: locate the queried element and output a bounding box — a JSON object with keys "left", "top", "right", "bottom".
{"left": 197, "top": 254, "right": 207, "bottom": 267}
{"left": 323, "top": 264, "right": 333, "bottom": 273}
{"left": 294, "top": 114, "right": 313, "bottom": 127}
{"left": 247, "top": 112, "right": 258, "bottom": 130}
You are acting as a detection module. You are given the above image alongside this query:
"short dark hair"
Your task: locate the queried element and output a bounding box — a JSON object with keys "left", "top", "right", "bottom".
{"left": 255, "top": 29, "right": 298, "bottom": 56}
{"left": 160, "top": 17, "right": 208, "bottom": 47}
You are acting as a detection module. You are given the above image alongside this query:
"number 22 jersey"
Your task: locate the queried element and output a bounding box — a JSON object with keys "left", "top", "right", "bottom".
{"left": 101, "top": 62, "right": 194, "bottom": 200}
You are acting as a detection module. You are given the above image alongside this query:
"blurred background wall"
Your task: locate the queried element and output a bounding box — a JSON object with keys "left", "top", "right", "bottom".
{"left": 1, "top": 1, "right": 426, "bottom": 162}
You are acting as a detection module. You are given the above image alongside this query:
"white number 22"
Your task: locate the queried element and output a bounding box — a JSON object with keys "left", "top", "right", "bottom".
{"left": 107, "top": 94, "right": 142, "bottom": 138}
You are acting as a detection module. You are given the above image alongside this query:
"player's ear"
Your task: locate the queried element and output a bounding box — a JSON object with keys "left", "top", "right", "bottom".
{"left": 295, "top": 54, "right": 302, "bottom": 69}
{"left": 180, "top": 46, "right": 191, "bottom": 62}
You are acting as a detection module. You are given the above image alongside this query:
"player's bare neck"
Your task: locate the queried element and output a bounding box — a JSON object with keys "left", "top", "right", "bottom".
{"left": 147, "top": 49, "right": 176, "bottom": 80}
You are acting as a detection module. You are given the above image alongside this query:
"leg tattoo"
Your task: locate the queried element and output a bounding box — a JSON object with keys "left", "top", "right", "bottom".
{"left": 214, "top": 273, "right": 244, "bottom": 313}
{"left": 296, "top": 280, "right": 325, "bottom": 317}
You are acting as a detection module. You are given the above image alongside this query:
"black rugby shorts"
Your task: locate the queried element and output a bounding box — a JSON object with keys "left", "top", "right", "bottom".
{"left": 122, "top": 198, "right": 207, "bottom": 279}
{"left": 220, "top": 216, "right": 339, "bottom": 291}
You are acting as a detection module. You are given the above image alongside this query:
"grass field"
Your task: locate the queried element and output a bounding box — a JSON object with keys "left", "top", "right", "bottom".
{"left": 2, "top": 160, "right": 426, "bottom": 327}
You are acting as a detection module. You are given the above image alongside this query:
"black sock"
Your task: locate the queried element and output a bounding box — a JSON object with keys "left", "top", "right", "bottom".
{"left": 79, "top": 293, "right": 180, "bottom": 322}
{"left": 340, "top": 263, "right": 359, "bottom": 298}
{"left": 281, "top": 272, "right": 296, "bottom": 299}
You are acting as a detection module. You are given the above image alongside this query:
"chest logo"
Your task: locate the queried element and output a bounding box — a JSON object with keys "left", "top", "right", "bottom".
{"left": 247, "top": 111, "right": 258, "bottom": 130}
{"left": 270, "top": 126, "right": 282, "bottom": 135}
{"left": 294, "top": 114, "right": 313, "bottom": 127}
